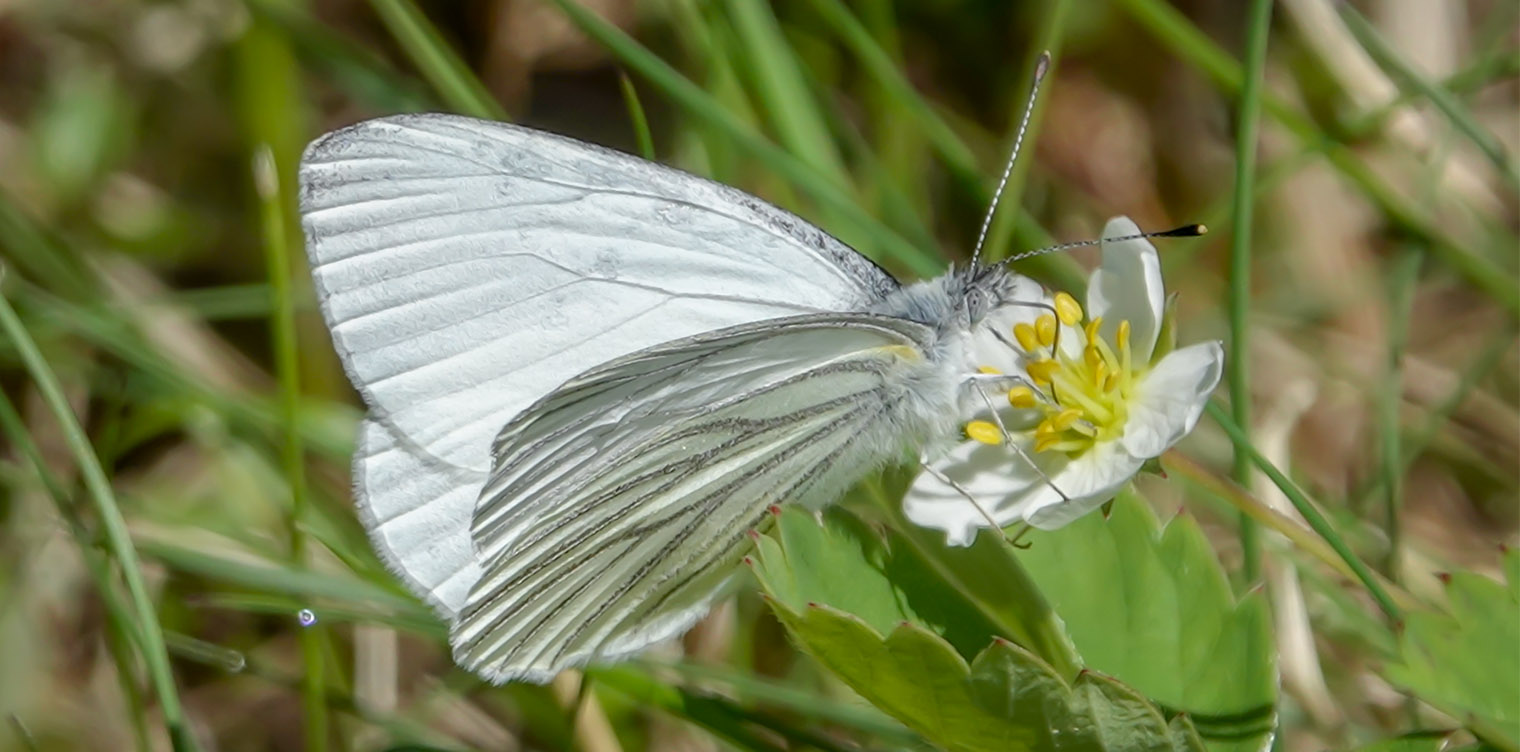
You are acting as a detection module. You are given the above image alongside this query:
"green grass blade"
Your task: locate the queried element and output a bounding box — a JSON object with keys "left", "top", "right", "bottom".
{"left": 1379, "top": 247, "right": 1421, "bottom": 578}
{"left": 1117, "top": 0, "right": 1520, "bottom": 315}
{"left": 0, "top": 287, "right": 198, "bottom": 752}
{"left": 1353, "top": 322, "right": 1517, "bottom": 514}
{"left": 977, "top": 0, "right": 1072, "bottom": 268}
{"left": 253, "top": 146, "right": 327, "bottom": 751}
{"left": 617, "top": 73, "right": 656, "bottom": 161}
{"left": 811, "top": 0, "right": 976, "bottom": 186}
{"left": 365, "top": 0, "right": 507, "bottom": 120}
{"left": 1337, "top": 5, "right": 1519, "bottom": 189}
{"left": 0, "top": 390, "right": 152, "bottom": 752}
{"left": 245, "top": 0, "right": 435, "bottom": 113}
{"left": 809, "top": 0, "right": 1085, "bottom": 289}
{"left": 723, "top": 0, "right": 850, "bottom": 181}
{"left": 545, "top": 0, "right": 943, "bottom": 277}
{"left": 1205, "top": 401, "right": 1404, "bottom": 623}
{"left": 1228, "top": 0, "right": 1273, "bottom": 586}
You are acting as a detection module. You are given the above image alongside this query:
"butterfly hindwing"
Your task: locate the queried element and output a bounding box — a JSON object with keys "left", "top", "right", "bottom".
{"left": 450, "top": 314, "right": 946, "bottom": 683}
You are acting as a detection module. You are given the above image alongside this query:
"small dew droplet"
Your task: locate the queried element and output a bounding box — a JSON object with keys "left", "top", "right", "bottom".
{"left": 297, "top": 608, "right": 317, "bottom": 627}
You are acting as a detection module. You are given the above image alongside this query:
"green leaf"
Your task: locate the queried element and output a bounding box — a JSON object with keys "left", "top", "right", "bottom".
{"left": 1351, "top": 731, "right": 1462, "bottom": 752}
{"left": 1015, "top": 492, "right": 1278, "bottom": 751}
{"left": 749, "top": 505, "right": 1060, "bottom": 668}
{"left": 751, "top": 507, "right": 1208, "bottom": 752}
{"left": 1384, "top": 548, "right": 1520, "bottom": 751}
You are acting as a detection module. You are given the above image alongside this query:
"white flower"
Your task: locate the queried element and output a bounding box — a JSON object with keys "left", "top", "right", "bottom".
{"left": 906, "top": 217, "right": 1224, "bottom": 546}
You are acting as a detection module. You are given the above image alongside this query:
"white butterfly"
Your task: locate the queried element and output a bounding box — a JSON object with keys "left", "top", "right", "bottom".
{"left": 300, "top": 112, "right": 1050, "bottom": 683}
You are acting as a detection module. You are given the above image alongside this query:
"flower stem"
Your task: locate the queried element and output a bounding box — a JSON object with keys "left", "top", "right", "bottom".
{"left": 1203, "top": 402, "right": 1406, "bottom": 623}
{"left": 1228, "top": 0, "right": 1273, "bottom": 586}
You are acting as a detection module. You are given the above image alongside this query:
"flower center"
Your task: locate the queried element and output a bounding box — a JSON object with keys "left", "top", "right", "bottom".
{"left": 966, "top": 292, "right": 1144, "bottom": 457}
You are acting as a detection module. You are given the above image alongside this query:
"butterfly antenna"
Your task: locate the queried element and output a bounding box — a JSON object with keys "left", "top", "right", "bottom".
{"left": 1002, "top": 223, "right": 1208, "bottom": 264}
{"left": 971, "top": 51, "right": 1052, "bottom": 268}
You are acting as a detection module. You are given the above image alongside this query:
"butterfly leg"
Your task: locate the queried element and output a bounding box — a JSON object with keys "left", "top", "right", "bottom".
{"left": 971, "top": 383, "right": 1070, "bottom": 505}
{"left": 916, "top": 457, "right": 1013, "bottom": 542}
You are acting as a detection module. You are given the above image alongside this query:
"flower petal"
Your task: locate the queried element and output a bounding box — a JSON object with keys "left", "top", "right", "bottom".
{"left": 1119, "top": 340, "right": 1224, "bottom": 459}
{"left": 1016, "top": 441, "right": 1145, "bottom": 530}
{"left": 904, "top": 440, "right": 1042, "bottom": 545}
{"left": 1086, "top": 216, "right": 1165, "bottom": 363}
{"left": 906, "top": 432, "right": 1147, "bottom": 543}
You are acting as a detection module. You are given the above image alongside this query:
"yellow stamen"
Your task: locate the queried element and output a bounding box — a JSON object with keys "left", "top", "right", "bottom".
{"left": 1049, "top": 371, "right": 1114, "bottom": 423}
{"left": 1084, "top": 345, "right": 1103, "bottom": 373}
{"left": 1069, "top": 420, "right": 1097, "bottom": 437}
{"left": 1103, "top": 371, "right": 1120, "bottom": 392}
{"left": 1118, "top": 320, "right": 1132, "bottom": 377}
{"left": 1007, "top": 386, "right": 1038, "bottom": 409}
{"left": 1091, "top": 359, "right": 1109, "bottom": 390}
{"left": 1036, "top": 436, "right": 1090, "bottom": 454}
{"left": 978, "top": 365, "right": 1002, "bottom": 375}
{"left": 1025, "top": 359, "right": 1059, "bottom": 384}
{"left": 1053, "top": 292, "right": 1083, "bottom": 326}
{"left": 1013, "top": 322, "right": 1040, "bottom": 352}
{"left": 1049, "top": 408, "right": 1082, "bottom": 431}
{"left": 1084, "top": 316, "right": 1104, "bottom": 344}
{"left": 1035, "top": 315, "right": 1057, "bottom": 348}
{"left": 965, "top": 420, "right": 1003, "bottom": 445}
{"left": 1092, "top": 333, "right": 1121, "bottom": 372}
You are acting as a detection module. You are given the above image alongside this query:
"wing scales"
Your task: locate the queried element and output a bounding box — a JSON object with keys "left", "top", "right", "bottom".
{"left": 451, "top": 316, "right": 938, "bottom": 683}
{"left": 301, "top": 113, "right": 898, "bottom": 615}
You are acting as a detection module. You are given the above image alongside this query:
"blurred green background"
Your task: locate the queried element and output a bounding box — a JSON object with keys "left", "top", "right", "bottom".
{"left": 0, "top": 0, "right": 1515, "bottom": 750}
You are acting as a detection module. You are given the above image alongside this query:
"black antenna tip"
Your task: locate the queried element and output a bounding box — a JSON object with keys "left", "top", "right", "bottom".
{"left": 1034, "top": 51, "right": 1051, "bottom": 81}
{"left": 1156, "top": 223, "right": 1207, "bottom": 238}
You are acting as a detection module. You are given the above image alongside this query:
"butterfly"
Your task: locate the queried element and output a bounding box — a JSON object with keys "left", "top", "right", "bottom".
{"left": 299, "top": 110, "right": 1065, "bottom": 683}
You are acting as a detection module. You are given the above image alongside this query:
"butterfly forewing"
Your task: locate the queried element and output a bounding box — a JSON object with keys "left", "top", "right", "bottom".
{"left": 299, "top": 113, "right": 900, "bottom": 616}
{"left": 451, "top": 315, "right": 940, "bottom": 683}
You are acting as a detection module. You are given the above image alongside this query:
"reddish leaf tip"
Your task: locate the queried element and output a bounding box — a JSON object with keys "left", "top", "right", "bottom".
{"left": 1436, "top": 571, "right": 1452, "bottom": 584}
{"left": 741, "top": 556, "right": 753, "bottom": 567}
{"left": 746, "top": 529, "right": 761, "bottom": 540}
{"left": 767, "top": 504, "right": 782, "bottom": 517}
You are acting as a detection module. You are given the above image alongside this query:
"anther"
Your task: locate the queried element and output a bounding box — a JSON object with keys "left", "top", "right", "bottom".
{"left": 1050, "top": 408, "right": 1082, "bottom": 431}
{"left": 1025, "top": 359, "right": 1059, "bottom": 384}
{"left": 1053, "top": 292, "right": 1083, "bottom": 327}
{"left": 1035, "top": 315, "right": 1057, "bottom": 348}
{"left": 965, "top": 420, "right": 1003, "bottom": 445}
{"left": 1084, "top": 345, "right": 1103, "bottom": 372}
{"left": 978, "top": 365, "right": 1003, "bottom": 375}
{"left": 1013, "top": 322, "right": 1040, "bottom": 352}
{"left": 1007, "top": 385, "right": 1038, "bottom": 408}
{"left": 1084, "top": 316, "right": 1103, "bottom": 344}
{"left": 1091, "top": 360, "right": 1109, "bottom": 389}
